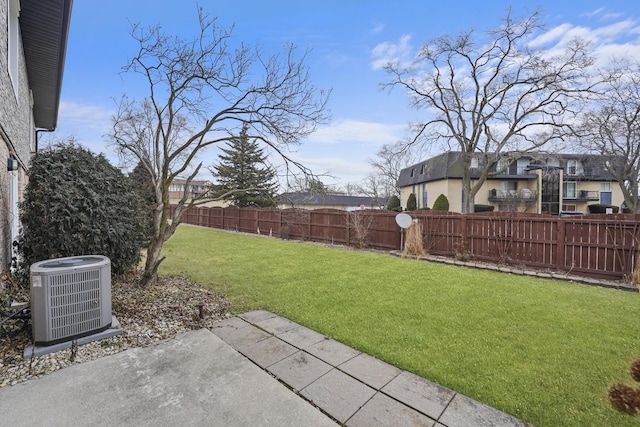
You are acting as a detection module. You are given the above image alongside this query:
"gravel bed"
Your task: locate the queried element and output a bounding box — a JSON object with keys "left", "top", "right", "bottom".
{"left": 0, "top": 274, "right": 231, "bottom": 388}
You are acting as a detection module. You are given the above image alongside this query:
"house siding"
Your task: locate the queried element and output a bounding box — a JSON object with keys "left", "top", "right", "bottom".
{"left": 0, "top": 1, "right": 36, "bottom": 268}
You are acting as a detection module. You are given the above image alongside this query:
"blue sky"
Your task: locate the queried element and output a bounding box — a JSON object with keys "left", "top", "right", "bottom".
{"left": 55, "top": 0, "right": 640, "bottom": 188}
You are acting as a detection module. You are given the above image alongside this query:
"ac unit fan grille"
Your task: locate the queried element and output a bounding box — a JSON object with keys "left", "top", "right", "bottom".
{"left": 48, "top": 269, "right": 103, "bottom": 341}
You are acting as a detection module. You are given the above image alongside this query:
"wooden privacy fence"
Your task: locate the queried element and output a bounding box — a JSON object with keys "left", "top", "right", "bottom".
{"left": 174, "top": 205, "right": 640, "bottom": 281}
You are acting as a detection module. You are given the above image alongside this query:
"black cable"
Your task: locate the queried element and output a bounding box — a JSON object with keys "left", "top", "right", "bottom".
{"left": 0, "top": 305, "right": 31, "bottom": 338}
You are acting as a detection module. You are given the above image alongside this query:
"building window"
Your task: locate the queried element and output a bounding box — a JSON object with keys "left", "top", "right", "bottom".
{"left": 566, "top": 160, "right": 577, "bottom": 175}
{"left": 470, "top": 156, "right": 478, "bottom": 169}
{"left": 8, "top": 0, "right": 20, "bottom": 97}
{"left": 496, "top": 158, "right": 510, "bottom": 173}
{"left": 601, "top": 182, "right": 612, "bottom": 205}
{"left": 420, "top": 164, "right": 425, "bottom": 174}
{"left": 410, "top": 168, "right": 415, "bottom": 177}
{"left": 499, "top": 181, "right": 517, "bottom": 191}
{"left": 563, "top": 182, "right": 577, "bottom": 199}
{"left": 562, "top": 204, "right": 577, "bottom": 212}
{"left": 422, "top": 183, "right": 427, "bottom": 208}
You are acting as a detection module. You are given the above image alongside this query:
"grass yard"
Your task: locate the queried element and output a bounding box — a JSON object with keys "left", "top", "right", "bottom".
{"left": 160, "top": 225, "right": 640, "bottom": 427}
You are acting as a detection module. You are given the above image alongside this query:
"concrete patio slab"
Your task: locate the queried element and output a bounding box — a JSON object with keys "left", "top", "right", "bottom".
{"left": 339, "top": 352, "right": 402, "bottom": 390}
{"left": 239, "top": 309, "right": 278, "bottom": 323}
{"left": 256, "top": 315, "right": 301, "bottom": 335}
{"left": 382, "top": 370, "right": 455, "bottom": 420}
{"left": 211, "top": 318, "right": 272, "bottom": 349}
{"left": 306, "top": 337, "right": 361, "bottom": 366}
{"left": 346, "top": 392, "right": 435, "bottom": 427}
{"left": 277, "top": 325, "right": 327, "bottom": 350}
{"left": 238, "top": 335, "right": 298, "bottom": 368}
{"left": 301, "top": 368, "right": 377, "bottom": 424}
{"left": 268, "top": 350, "right": 333, "bottom": 391}
{"left": 439, "top": 394, "right": 530, "bottom": 427}
{"left": 209, "top": 316, "right": 250, "bottom": 337}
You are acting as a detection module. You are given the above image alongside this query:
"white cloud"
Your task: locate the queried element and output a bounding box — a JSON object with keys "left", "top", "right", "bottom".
{"left": 308, "top": 119, "right": 403, "bottom": 146}
{"left": 370, "top": 22, "right": 385, "bottom": 34}
{"left": 57, "top": 100, "right": 114, "bottom": 139}
{"left": 289, "top": 155, "right": 371, "bottom": 185}
{"left": 370, "top": 34, "right": 412, "bottom": 70}
{"left": 529, "top": 15, "right": 640, "bottom": 66}
{"left": 582, "top": 8, "right": 605, "bottom": 18}
{"left": 53, "top": 100, "right": 115, "bottom": 157}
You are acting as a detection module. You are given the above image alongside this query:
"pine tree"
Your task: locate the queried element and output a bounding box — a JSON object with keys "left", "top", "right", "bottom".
{"left": 210, "top": 125, "right": 278, "bottom": 207}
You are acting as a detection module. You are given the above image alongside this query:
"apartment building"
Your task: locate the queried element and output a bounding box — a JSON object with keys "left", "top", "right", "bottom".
{"left": 397, "top": 152, "right": 624, "bottom": 214}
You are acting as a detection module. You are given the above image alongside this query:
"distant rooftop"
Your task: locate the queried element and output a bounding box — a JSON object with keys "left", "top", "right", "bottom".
{"left": 279, "top": 192, "right": 387, "bottom": 209}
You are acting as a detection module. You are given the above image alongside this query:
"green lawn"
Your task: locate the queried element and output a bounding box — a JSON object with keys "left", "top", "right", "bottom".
{"left": 160, "top": 225, "right": 640, "bottom": 427}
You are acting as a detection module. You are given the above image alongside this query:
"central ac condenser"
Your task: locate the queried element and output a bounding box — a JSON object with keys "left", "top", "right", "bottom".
{"left": 30, "top": 255, "right": 112, "bottom": 346}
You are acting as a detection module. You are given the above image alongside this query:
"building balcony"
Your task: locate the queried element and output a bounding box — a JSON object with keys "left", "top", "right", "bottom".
{"left": 562, "top": 190, "right": 599, "bottom": 201}
{"left": 488, "top": 189, "right": 538, "bottom": 202}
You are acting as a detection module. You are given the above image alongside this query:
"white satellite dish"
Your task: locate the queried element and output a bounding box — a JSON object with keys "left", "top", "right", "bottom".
{"left": 395, "top": 212, "right": 413, "bottom": 229}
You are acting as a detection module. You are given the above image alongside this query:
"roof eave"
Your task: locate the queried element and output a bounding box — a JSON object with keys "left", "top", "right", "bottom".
{"left": 20, "top": 0, "right": 73, "bottom": 130}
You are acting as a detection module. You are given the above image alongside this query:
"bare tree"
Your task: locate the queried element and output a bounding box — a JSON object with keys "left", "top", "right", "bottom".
{"left": 578, "top": 58, "right": 640, "bottom": 213}
{"left": 110, "top": 9, "right": 330, "bottom": 285}
{"left": 348, "top": 210, "right": 373, "bottom": 249}
{"left": 369, "top": 142, "right": 419, "bottom": 198}
{"left": 350, "top": 142, "right": 419, "bottom": 204}
{"left": 381, "top": 9, "right": 595, "bottom": 213}
{"left": 350, "top": 174, "right": 390, "bottom": 204}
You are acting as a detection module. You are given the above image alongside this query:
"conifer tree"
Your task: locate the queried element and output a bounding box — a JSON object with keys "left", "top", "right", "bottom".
{"left": 210, "top": 125, "right": 278, "bottom": 207}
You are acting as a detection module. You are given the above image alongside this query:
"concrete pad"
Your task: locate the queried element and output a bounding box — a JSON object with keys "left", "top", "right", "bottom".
{"left": 346, "top": 392, "right": 435, "bottom": 427}
{"left": 239, "top": 309, "right": 278, "bottom": 323}
{"left": 439, "top": 394, "right": 531, "bottom": 427}
{"left": 239, "top": 336, "right": 299, "bottom": 368}
{"left": 0, "top": 329, "right": 336, "bottom": 427}
{"left": 278, "top": 325, "right": 327, "bottom": 350}
{"left": 268, "top": 351, "right": 333, "bottom": 391}
{"left": 301, "top": 368, "right": 376, "bottom": 424}
{"left": 256, "top": 316, "right": 300, "bottom": 335}
{"left": 382, "top": 371, "right": 455, "bottom": 420}
{"left": 211, "top": 318, "right": 272, "bottom": 349}
{"left": 24, "top": 315, "right": 123, "bottom": 358}
{"left": 339, "top": 352, "right": 402, "bottom": 390}
{"left": 306, "top": 338, "right": 361, "bottom": 366}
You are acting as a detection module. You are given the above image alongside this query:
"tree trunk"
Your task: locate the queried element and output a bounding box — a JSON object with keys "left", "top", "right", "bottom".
{"left": 141, "top": 236, "right": 166, "bottom": 286}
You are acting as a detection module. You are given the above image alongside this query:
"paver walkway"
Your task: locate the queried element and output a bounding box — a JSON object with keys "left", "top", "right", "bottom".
{"left": 212, "top": 310, "right": 533, "bottom": 427}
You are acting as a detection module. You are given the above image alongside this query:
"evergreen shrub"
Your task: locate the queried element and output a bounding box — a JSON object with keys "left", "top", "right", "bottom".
{"left": 432, "top": 194, "right": 450, "bottom": 211}
{"left": 15, "top": 144, "right": 146, "bottom": 283}
{"left": 406, "top": 193, "right": 417, "bottom": 211}
{"left": 474, "top": 204, "right": 495, "bottom": 212}
{"left": 386, "top": 195, "right": 402, "bottom": 212}
{"left": 587, "top": 204, "right": 619, "bottom": 214}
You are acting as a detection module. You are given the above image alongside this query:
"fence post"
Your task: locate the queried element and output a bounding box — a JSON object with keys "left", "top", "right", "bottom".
{"left": 461, "top": 214, "right": 468, "bottom": 252}
{"left": 345, "top": 210, "right": 350, "bottom": 247}
{"left": 555, "top": 217, "right": 565, "bottom": 272}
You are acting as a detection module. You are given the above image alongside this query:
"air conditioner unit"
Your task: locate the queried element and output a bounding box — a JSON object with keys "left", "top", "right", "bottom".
{"left": 30, "top": 255, "right": 112, "bottom": 346}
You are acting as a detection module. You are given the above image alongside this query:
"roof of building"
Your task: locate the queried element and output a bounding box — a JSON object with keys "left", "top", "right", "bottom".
{"left": 279, "top": 192, "right": 387, "bottom": 208}
{"left": 20, "top": 0, "right": 73, "bottom": 130}
{"left": 397, "top": 151, "right": 622, "bottom": 187}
